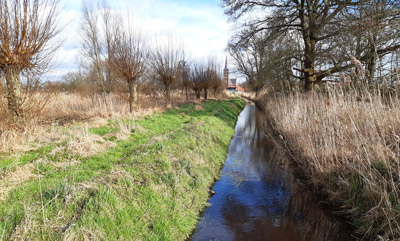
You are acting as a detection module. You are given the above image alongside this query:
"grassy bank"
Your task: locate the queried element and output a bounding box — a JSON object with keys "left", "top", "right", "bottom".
{"left": 0, "top": 92, "right": 206, "bottom": 152}
{"left": 0, "top": 99, "right": 245, "bottom": 240}
{"left": 257, "top": 88, "right": 400, "bottom": 240}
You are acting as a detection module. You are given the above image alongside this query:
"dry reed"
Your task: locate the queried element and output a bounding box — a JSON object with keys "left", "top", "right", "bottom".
{"left": 259, "top": 86, "right": 400, "bottom": 240}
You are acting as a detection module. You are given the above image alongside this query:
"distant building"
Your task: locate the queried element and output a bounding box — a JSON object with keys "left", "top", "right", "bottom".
{"left": 223, "top": 57, "right": 238, "bottom": 87}
{"left": 223, "top": 57, "right": 245, "bottom": 94}
{"left": 223, "top": 56, "right": 230, "bottom": 87}
{"left": 226, "top": 86, "right": 245, "bottom": 94}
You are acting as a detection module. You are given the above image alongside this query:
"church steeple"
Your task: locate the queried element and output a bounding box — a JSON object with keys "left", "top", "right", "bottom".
{"left": 223, "top": 55, "right": 229, "bottom": 87}
{"left": 224, "top": 55, "right": 228, "bottom": 70}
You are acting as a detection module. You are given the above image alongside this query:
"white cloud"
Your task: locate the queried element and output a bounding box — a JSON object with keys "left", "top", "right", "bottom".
{"left": 51, "top": 0, "right": 235, "bottom": 80}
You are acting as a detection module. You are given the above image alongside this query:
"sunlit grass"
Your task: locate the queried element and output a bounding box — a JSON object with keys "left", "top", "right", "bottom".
{"left": 0, "top": 99, "right": 245, "bottom": 240}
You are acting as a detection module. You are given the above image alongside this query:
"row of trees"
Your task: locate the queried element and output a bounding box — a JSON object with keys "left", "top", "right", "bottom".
{"left": 224, "top": 0, "right": 400, "bottom": 93}
{"left": 0, "top": 0, "right": 226, "bottom": 123}
{"left": 75, "top": 1, "right": 225, "bottom": 111}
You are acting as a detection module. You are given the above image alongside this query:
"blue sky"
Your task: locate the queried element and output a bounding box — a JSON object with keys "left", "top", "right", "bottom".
{"left": 52, "top": 0, "right": 238, "bottom": 80}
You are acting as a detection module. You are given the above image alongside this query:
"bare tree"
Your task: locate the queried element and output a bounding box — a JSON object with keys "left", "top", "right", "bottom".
{"left": 353, "top": 0, "right": 400, "bottom": 83}
{"left": 210, "top": 71, "right": 224, "bottom": 97}
{"left": 229, "top": 34, "right": 269, "bottom": 95}
{"left": 108, "top": 18, "right": 148, "bottom": 113}
{"left": 190, "top": 61, "right": 206, "bottom": 100}
{"left": 224, "top": 0, "right": 400, "bottom": 90}
{"left": 179, "top": 60, "right": 191, "bottom": 101}
{"left": 0, "top": 0, "right": 61, "bottom": 120}
{"left": 80, "top": 0, "right": 116, "bottom": 94}
{"left": 100, "top": 0, "right": 115, "bottom": 91}
{"left": 230, "top": 31, "right": 298, "bottom": 93}
{"left": 203, "top": 58, "right": 219, "bottom": 100}
{"left": 189, "top": 58, "right": 220, "bottom": 100}
{"left": 151, "top": 36, "right": 185, "bottom": 106}
{"left": 224, "top": 0, "right": 356, "bottom": 90}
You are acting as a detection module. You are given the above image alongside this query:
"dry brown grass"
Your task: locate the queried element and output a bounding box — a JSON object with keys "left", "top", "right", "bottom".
{"left": 258, "top": 86, "right": 400, "bottom": 240}
{"left": 0, "top": 163, "right": 36, "bottom": 200}
{"left": 0, "top": 91, "right": 195, "bottom": 153}
{"left": 62, "top": 126, "right": 117, "bottom": 157}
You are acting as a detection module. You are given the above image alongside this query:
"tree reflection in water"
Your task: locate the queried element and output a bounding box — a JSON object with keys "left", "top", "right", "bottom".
{"left": 191, "top": 105, "right": 354, "bottom": 241}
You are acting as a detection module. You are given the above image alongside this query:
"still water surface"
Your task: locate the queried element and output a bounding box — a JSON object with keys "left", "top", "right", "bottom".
{"left": 191, "top": 104, "right": 354, "bottom": 241}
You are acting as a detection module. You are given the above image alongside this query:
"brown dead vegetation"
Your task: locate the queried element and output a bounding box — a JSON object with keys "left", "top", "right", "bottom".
{"left": 0, "top": 164, "right": 36, "bottom": 200}
{"left": 0, "top": 91, "right": 227, "bottom": 153}
{"left": 257, "top": 85, "right": 400, "bottom": 240}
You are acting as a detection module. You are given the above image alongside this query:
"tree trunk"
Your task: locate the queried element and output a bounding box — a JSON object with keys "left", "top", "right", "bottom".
{"left": 106, "top": 42, "right": 113, "bottom": 93}
{"left": 367, "top": 52, "right": 376, "bottom": 84}
{"left": 300, "top": 3, "right": 318, "bottom": 91}
{"left": 204, "top": 88, "right": 208, "bottom": 100}
{"left": 303, "top": 37, "right": 317, "bottom": 91}
{"left": 185, "top": 86, "right": 189, "bottom": 101}
{"left": 106, "top": 66, "right": 112, "bottom": 93}
{"left": 5, "top": 66, "right": 23, "bottom": 120}
{"left": 128, "top": 80, "right": 137, "bottom": 113}
{"left": 165, "top": 83, "right": 171, "bottom": 107}
{"left": 367, "top": 34, "right": 378, "bottom": 84}
{"left": 195, "top": 90, "right": 201, "bottom": 99}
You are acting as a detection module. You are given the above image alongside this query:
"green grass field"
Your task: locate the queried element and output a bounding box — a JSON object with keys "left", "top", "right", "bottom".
{"left": 0, "top": 99, "right": 245, "bottom": 240}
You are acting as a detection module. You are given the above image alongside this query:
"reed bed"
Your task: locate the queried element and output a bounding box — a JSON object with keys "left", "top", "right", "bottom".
{"left": 259, "top": 87, "right": 400, "bottom": 240}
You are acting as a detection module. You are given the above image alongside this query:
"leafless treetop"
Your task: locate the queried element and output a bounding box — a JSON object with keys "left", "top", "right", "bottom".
{"left": 0, "top": 0, "right": 61, "bottom": 71}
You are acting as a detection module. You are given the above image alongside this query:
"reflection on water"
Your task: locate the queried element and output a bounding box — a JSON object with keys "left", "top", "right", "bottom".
{"left": 191, "top": 105, "right": 354, "bottom": 241}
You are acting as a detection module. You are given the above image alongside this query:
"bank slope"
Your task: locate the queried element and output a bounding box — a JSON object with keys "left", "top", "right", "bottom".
{"left": 257, "top": 90, "right": 400, "bottom": 240}
{"left": 0, "top": 99, "right": 245, "bottom": 240}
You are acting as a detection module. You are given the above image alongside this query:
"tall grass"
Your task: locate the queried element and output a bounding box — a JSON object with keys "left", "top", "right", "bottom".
{"left": 258, "top": 86, "right": 400, "bottom": 239}
{"left": 0, "top": 91, "right": 200, "bottom": 152}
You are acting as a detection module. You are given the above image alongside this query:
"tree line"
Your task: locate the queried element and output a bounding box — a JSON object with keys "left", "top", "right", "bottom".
{"left": 224, "top": 0, "right": 400, "bottom": 93}
{"left": 74, "top": 0, "right": 225, "bottom": 111}
{"left": 0, "top": 0, "right": 226, "bottom": 123}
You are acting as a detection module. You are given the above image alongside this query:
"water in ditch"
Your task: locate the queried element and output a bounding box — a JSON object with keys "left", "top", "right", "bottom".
{"left": 191, "top": 104, "right": 354, "bottom": 241}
